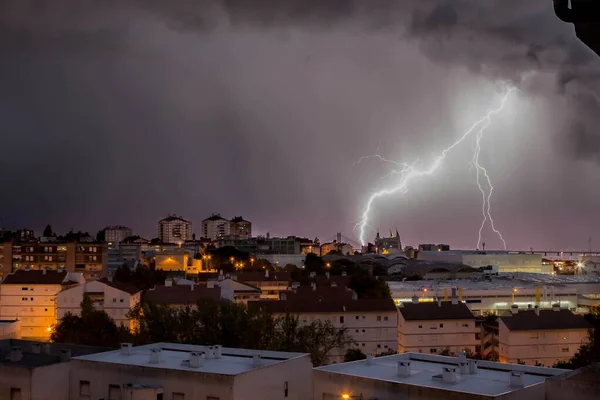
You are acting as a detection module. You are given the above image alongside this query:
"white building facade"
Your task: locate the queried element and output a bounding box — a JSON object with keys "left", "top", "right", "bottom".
{"left": 398, "top": 299, "right": 478, "bottom": 355}
{"left": 158, "top": 215, "right": 192, "bottom": 244}
{"left": 202, "top": 214, "right": 231, "bottom": 240}
{"left": 0, "top": 270, "right": 84, "bottom": 340}
{"left": 70, "top": 343, "right": 313, "bottom": 400}
{"left": 498, "top": 305, "right": 593, "bottom": 367}
{"left": 417, "top": 251, "right": 550, "bottom": 273}
{"left": 56, "top": 279, "right": 141, "bottom": 330}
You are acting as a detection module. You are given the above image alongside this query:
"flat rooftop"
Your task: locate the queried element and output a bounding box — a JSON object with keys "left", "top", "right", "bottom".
{"left": 316, "top": 353, "right": 569, "bottom": 397}
{"left": 73, "top": 343, "right": 308, "bottom": 375}
{"left": 388, "top": 273, "right": 600, "bottom": 294}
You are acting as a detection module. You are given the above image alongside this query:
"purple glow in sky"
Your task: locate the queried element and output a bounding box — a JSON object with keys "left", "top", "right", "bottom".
{"left": 0, "top": 1, "right": 599, "bottom": 250}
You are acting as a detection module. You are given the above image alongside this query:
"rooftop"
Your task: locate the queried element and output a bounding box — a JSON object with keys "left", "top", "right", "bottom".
{"left": 98, "top": 278, "right": 141, "bottom": 295}
{"left": 315, "top": 352, "right": 569, "bottom": 397}
{"left": 399, "top": 301, "right": 475, "bottom": 321}
{"left": 159, "top": 215, "right": 191, "bottom": 223}
{"left": 73, "top": 343, "right": 308, "bottom": 375}
{"left": 0, "top": 339, "right": 112, "bottom": 368}
{"left": 203, "top": 214, "right": 227, "bottom": 222}
{"left": 249, "top": 286, "right": 397, "bottom": 313}
{"left": 500, "top": 309, "right": 593, "bottom": 331}
{"left": 144, "top": 285, "right": 222, "bottom": 305}
{"left": 2, "top": 269, "right": 67, "bottom": 285}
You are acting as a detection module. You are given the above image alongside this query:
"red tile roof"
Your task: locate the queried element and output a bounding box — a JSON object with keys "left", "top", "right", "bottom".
{"left": 144, "top": 285, "right": 222, "bottom": 305}
{"left": 500, "top": 309, "right": 593, "bottom": 331}
{"left": 248, "top": 286, "right": 397, "bottom": 313}
{"left": 2, "top": 270, "right": 67, "bottom": 285}
{"left": 98, "top": 278, "right": 141, "bottom": 295}
{"left": 235, "top": 271, "right": 291, "bottom": 283}
{"left": 399, "top": 301, "right": 475, "bottom": 321}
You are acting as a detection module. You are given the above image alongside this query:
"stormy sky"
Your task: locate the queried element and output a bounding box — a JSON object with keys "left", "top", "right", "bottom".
{"left": 1, "top": 0, "right": 599, "bottom": 250}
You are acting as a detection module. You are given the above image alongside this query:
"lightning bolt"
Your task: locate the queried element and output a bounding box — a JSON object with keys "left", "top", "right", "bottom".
{"left": 356, "top": 88, "right": 514, "bottom": 247}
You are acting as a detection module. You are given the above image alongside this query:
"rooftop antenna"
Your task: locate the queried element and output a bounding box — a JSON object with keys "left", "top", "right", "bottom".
{"left": 481, "top": 242, "right": 486, "bottom": 252}
{"left": 589, "top": 236, "right": 592, "bottom": 253}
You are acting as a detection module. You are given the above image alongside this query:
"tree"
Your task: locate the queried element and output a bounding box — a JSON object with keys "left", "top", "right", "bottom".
{"left": 51, "top": 295, "right": 129, "bottom": 347}
{"left": 349, "top": 271, "right": 392, "bottom": 300}
{"left": 554, "top": 307, "right": 600, "bottom": 369}
{"left": 344, "top": 348, "right": 367, "bottom": 362}
{"left": 96, "top": 229, "right": 106, "bottom": 242}
{"left": 377, "top": 349, "right": 398, "bottom": 357}
{"left": 304, "top": 253, "right": 325, "bottom": 274}
{"left": 296, "top": 319, "right": 354, "bottom": 366}
{"left": 439, "top": 347, "right": 454, "bottom": 356}
{"left": 114, "top": 265, "right": 167, "bottom": 291}
{"left": 43, "top": 225, "right": 53, "bottom": 237}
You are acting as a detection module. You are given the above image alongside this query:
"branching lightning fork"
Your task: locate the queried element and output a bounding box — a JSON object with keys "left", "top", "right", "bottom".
{"left": 356, "top": 88, "right": 514, "bottom": 248}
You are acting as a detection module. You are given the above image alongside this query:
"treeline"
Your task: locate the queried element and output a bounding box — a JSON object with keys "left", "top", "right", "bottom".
{"left": 555, "top": 307, "right": 600, "bottom": 369}
{"left": 51, "top": 297, "right": 354, "bottom": 366}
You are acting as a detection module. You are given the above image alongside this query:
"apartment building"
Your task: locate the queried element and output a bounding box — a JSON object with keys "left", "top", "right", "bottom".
{"left": 217, "top": 236, "right": 301, "bottom": 255}
{"left": 56, "top": 278, "right": 141, "bottom": 330}
{"left": 158, "top": 215, "right": 192, "bottom": 244}
{"left": 230, "top": 216, "right": 252, "bottom": 239}
{"left": 0, "top": 270, "right": 85, "bottom": 340}
{"left": 229, "top": 270, "right": 290, "bottom": 300}
{"left": 103, "top": 226, "right": 133, "bottom": 244}
{"left": 314, "top": 352, "right": 570, "bottom": 400}
{"left": 320, "top": 241, "right": 353, "bottom": 256}
{"left": 250, "top": 285, "right": 398, "bottom": 362}
{"left": 70, "top": 343, "right": 312, "bottom": 400}
{"left": 0, "top": 241, "right": 107, "bottom": 280}
{"left": 398, "top": 298, "right": 478, "bottom": 355}
{"left": 206, "top": 279, "right": 262, "bottom": 304}
{"left": 0, "top": 339, "right": 111, "bottom": 400}
{"left": 498, "top": 304, "right": 593, "bottom": 367}
{"left": 202, "top": 214, "right": 231, "bottom": 240}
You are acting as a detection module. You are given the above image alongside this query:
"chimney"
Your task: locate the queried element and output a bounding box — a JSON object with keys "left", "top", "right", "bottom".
{"left": 60, "top": 349, "right": 71, "bottom": 362}
{"left": 265, "top": 269, "right": 270, "bottom": 278}
{"left": 351, "top": 291, "right": 358, "bottom": 300}
{"left": 165, "top": 279, "right": 172, "bottom": 287}
{"left": 458, "top": 352, "right": 467, "bottom": 363}
{"left": 437, "top": 299, "right": 442, "bottom": 307}
{"left": 527, "top": 304, "right": 532, "bottom": 310}
{"left": 366, "top": 354, "right": 374, "bottom": 366}
{"left": 189, "top": 352, "right": 202, "bottom": 368}
{"left": 451, "top": 288, "right": 457, "bottom": 298}
{"left": 205, "top": 346, "right": 214, "bottom": 359}
{"left": 190, "top": 284, "right": 194, "bottom": 291}
{"left": 341, "top": 271, "right": 347, "bottom": 276}
{"left": 120, "top": 343, "right": 133, "bottom": 356}
{"left": 42, "top": 268, "right": 47, "bottom": 275}
{"left": 510, "top": 371, "right": 525, "bottom": 387}
{"left": 460, "top": 360, "right": 469, "bottom": 375}
{"left": 253, "top": 355, "right": 262, "bottom": 368}
{"left": 534, "top": 305, "right": 540, "bottom": 316}
{"left": 397, "top": 361, "right": 411, "bottom": 377}
{"left": 214, "top": 345, "right": 222, "bottom": 359}
{"left": 149, "top": 348, "right": 162, "bottom": 364}
{"left": 31, "top": 343, "right": 42, "bottom": 354}
{"left": 309, "top": 271, "right": 316, "bottom": 278}
{"left": 43, "top": 343, "right": 51, "bottom": 354}
{"left": 107, "top": 275, "right": 113, "bottom": 282}
{"left": 10, "top": 346, "right": 22, "bottom": 362}
{"left": 326, "top": 271, "right": 330, "bottom": 280}
{"left": 469, "top": 360, "right": 478, "bottom": 374}
{"left": 442, "top": 367, "right": 457, "bottom": 383}
{"left": 411, "top": 295, "right": 419, "bottom": 304}
{"left": 510, "top": 305, "right": 518, "bottom": 315}
{"left": 331, "top": 281, "right": 338, "bottom": 288}
{"left": 280, "top": 292, "right": 287, "bottom": 301}
{"left": 311, "top": 282, "right": 316, "bottom": 291}
{"left": 552, "top": 303, "right": 560, "bottom": 311}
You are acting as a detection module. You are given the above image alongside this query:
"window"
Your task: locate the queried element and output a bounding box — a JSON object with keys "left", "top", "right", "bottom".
{"left": 109, "top": 384, "right": 121, "bottom": 400}
{"left": 418, "top": 325, "right": 423, "bottom": 328}
{"left": 79, "top": 380, "right": 91, "bottom": 397}
{"left": 439, "top": 323, "right": 444, "bottom": 328}
{"left": 120, "top": 299, "right": 124, "bottom": 303}
{"left": 10, "top": 388, "right": 21, "bottom": 400}
{"left": 561, "top": 347, "right": 569, "bottom": 353}
{"left": 355, "top": 316, "right": 359, "bottom": 320}
{"left": 377, "top": 316, "right": 381, "bottom": 321}
{"left": 339, "top": 316, "right": 344, "bottom": 324}
{"left": 284, "top": 381, "right": 289, "bottom": 398}
{"left": 462, "top": 323, "right": 469, "bottom": 328}
{"left": 113, "top": 298, "right": 116, "bottom": 303}
{"left": 377, "top": 344, "right": 381, "bottom": 348}
{"left": 384, "top": 316, "right": 388, "bottom": 321}
{"left": 172, "top": 394, "right": 185, "bottom": 400}
{"left": 21, "top": 287, "right": 28, "bottom": 291}
{"left": 430, "top": 348, "right": 437, "bottom": 353}
{"left": 362, "top": 343, "right": 365, "bottom": 347}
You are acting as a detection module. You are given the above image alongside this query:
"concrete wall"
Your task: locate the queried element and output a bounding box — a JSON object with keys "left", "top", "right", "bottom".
{"left": 274, "top": 310, "right": 398, "bottom": 361}
{"left": 398, "top": 314, "right": 478, "bottom": 354}
{"left": 0, "top": 365, "right": 32, "bottom": 400}
{"left": 0, "top": 283, "right": 63, "bottom": 339}
{"left": 313, "top": 370, "right": 539, "bottom": 400}
{"left": 233, "top": 355, "right": 313, "bottom": 400}
{"left": 30, "top": 362, "right": 70, "bottom": 400}
{"left": 70, "top": 360, "right": 235, "bottom": 400}
{"left": 498, "top": 321, "right": 590, "bottom": 367}
{"left": 0, "top": 320, "right": 21, "bottom": 339}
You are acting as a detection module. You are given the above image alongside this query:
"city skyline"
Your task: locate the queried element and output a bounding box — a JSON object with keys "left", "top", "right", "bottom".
{"left": 1, "top": 1, "right": 600, "bottom": 250}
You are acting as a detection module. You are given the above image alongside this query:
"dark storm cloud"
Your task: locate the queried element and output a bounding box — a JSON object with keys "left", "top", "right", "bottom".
{"left": 0, "top": 0, "right": 598, "bottom": 248}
